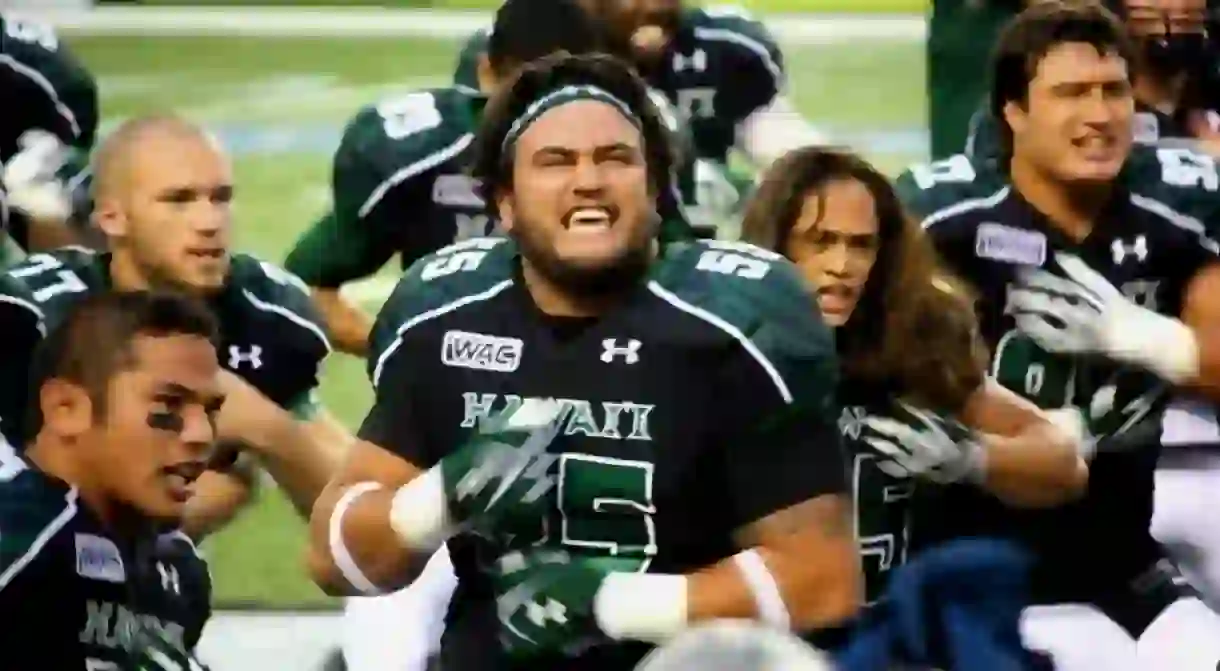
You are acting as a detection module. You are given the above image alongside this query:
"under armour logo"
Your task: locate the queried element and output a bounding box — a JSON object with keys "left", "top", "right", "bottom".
{"left": 157, "top": 561, "right": 180, "bottom": 594}
{"left": 601, "top": 338, "right": 641, "bottom": 364}
{"left": 228, "top": 345, "right": 263, "bottom": 369}
{"left": 525, "top": 597, "right": 568, "bottom": 627}
{"left": 1112, "top": 235, "right": 1148, "bottom": 264}
{"left": 673, "top": 49, "right": 707, "bottom": 73}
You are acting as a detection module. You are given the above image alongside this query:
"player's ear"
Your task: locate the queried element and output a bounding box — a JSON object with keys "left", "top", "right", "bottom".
{"left": 39, "top": 378, "right": 94, "bottom": 437}
{"left": 92, "top": 197, "right": 127, "bottom": 239}
{"left": 496, "top": 191, "right": 516, "bottom": 232}
{"left": 1003, "top": 100, "right": 1028, "bottom": 136}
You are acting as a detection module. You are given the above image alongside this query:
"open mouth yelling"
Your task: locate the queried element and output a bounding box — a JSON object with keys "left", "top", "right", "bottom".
{"left": 562, "top": 206, "right": 618, "bottom": 234}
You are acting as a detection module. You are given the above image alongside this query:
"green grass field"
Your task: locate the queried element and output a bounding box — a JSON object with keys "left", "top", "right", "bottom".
{"left": 64, "top": 18, "right": 926, "bottom": 610}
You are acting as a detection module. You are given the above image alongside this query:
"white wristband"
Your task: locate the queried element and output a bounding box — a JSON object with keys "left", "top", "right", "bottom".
{"left": 733, "top": 549, "right": 791, "bottom": 630}
{"left": 389, "top": 467, "right": 454, "bottom": 552}
{"left": 1104, "top": 306, "right": 1199, "bottom": 384}
{"left": 329, "top": 481, "right": 384, "bottom": 595}
{"left": 594, "top": 572, "right": 688, "bottom": 643}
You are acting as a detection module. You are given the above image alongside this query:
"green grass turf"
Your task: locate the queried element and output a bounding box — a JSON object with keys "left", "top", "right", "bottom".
{"left": 66, "top": 29, "right": 924, "bottom": 608}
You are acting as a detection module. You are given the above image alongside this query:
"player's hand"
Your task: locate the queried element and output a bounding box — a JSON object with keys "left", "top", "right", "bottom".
{"left": 1, "top": 130, "right": 71, "bottom": 221}
{"left": 441, "top": 399, "right": 572, "bottom": 538}
{"left": 494, "top": 547, "right": 610, "bottom": 659}
{"left": 862, "top": 402, "right": 986, "bottom": 484}
{"left": 1008, "top": 253, "right": 1198, "bottom": 382}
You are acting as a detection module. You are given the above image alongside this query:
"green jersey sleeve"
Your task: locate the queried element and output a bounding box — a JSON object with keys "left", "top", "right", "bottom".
{"left": 651, "top": 240, "right": 845, "bottom": 528}
{"left": 893, "top": 153, "right": 1000, "bottom": 222}
{"left": 964, "top": 104, "right": 1003, "bottom": 162}
{"left": 285, "top": 89, "right": 476, "bottom": 287}
{"left": 452, "top": 28, "right": 490, "bottom": 92}
{"left": 225, "top": 254, "right": 332, "bottom": 411}
{"left": 368, "top": 236, "right": 515, "bottom": 384}
{"left": 0, "top": 462, "right": 76, "bottom": 594}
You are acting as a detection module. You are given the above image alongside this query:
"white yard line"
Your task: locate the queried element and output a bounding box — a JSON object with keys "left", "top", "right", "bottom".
{"left": 19, "top": 7, "right": 924, "bottom": 42}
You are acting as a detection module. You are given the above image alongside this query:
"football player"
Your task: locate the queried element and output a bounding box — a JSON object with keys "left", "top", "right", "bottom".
{"left": 306, "top": 52, "right": 862, "bottom": 669}
{"left": 967, "top": 0, "right": 1214, "bottom": 159}
{"left": 285, "top": 0, "right": 698, "bottom": 358}
{"left": 1, "top": 12, "right": 98, "bottom": 257}
{"left": 740, "top": 145, "right": 1087, "bottom": 610}
{"left": 897, "top": 3, "right": 1220, "bottom": 667}
{"left": 0, "top": 292, "right": 217, "bottom": 669}
{"left": 0, "top": 114, "right": 346, "bottom": 541}
{"left": 454, "top": 0, "right": 821, "bottom": 169}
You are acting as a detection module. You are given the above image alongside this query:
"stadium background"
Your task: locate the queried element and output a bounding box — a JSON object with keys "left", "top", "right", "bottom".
{"left": 24, "top": 0, "right": 926, "bottom": 665}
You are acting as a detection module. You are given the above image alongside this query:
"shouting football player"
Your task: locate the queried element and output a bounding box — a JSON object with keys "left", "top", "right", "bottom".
{"left": 307, "top": 52, "right": 862, "bottom": 669}
{"left": 740, "top": 145, "right": 1088, "bottom": 611}
{"left": 898, "top": 3, "right": 1220, "bottom": 667}
{"left": 0, "top": 114, "right": 347, "bottom": 541}
{"left": 0, "top": 292, "right": 217, "bottom": 669}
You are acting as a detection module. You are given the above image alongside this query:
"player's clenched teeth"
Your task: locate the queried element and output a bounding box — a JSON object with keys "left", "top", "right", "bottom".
{"left": 187, "top": 248, "right": 225, "bottom": 260}
{"left": 817, "top": 284, "right": 858, "bottom": 312}
{"left": 563, "top": 206, "right": 617, "bottom": 230}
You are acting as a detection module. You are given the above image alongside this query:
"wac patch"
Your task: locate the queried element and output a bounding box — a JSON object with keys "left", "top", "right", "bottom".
{"left": 442, "top": 330, "right": 523, "bottom": 372}
{"left": 974, "top": 223, "right": 1047, "bottom": 266}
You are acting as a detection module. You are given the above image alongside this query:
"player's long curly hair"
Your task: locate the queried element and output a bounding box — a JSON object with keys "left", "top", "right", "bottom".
{"left": 740, "top": 147, "right": 986, "bottom": 412}
{"left": 470, "top": 51, "right": 678, "bottom": 213}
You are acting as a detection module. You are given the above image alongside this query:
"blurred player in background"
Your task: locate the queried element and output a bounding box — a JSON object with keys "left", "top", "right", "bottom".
{"left": 0, "top": 292, "right": 217, "bottom": 670}
{"left": 0, "top": 114, "right": 347, "bottom": 542}
{"left": 740, "top": 145, "right": 1086, "bottom": 613}
{"left": 967, "top": 0, "right": 1217, "bottom": 159}
{"left": 453, "top": 0, "right": 824, "bottom": 232}
{"left": 284, "top": 0, "right": 698, "bottom": 359}
{"left": 307, "top": 52, "right": 861, "bottom": 669}
{"left": 0, "top": 12, "right": 98, "bottom": 262}
{"left": 898, "top": 3, "right": 1220, "bottom": 667}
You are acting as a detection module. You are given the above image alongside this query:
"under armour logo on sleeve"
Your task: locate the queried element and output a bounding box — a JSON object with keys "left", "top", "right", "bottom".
{"left": 228, "top": 345, "right": 263, "bottom": 369}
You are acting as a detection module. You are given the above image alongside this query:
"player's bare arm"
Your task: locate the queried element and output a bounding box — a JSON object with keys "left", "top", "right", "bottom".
{"left": 1175, "top": 262, "right": 1220, "bottom": 398}
{"left": 306, "top": 439, "right": 433, "bottom": 595}
{"left": 957, "top": 377, "right": 1088, "bottom": 506}
{"left": 683, "top": 494, "right": 861, "bottom": 627}
{"left": 212, "top": 370, "right": 348, "bottom": 519}
{"left": 310, "top": 286, "right": 371, "bottom": 356}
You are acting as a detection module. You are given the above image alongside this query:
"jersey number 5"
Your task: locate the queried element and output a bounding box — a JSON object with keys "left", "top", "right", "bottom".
{"left": 376, "top": 93, "right": 443, "bottom": 141}
{"left": 695, "top": 240, "right": 780, "bottom": 280}
{"left": 7, "top": 253, "right": 88, "bottom": 303}
{"left": 420, "top": 237, "right": 504, "bottom": 281}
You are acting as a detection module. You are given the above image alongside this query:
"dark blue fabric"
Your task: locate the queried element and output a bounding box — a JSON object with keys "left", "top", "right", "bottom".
{"left": 835, "top": 538, "right": 1050, "bottom": 671}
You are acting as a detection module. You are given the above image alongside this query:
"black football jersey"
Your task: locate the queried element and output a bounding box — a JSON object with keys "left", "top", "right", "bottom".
{"left": 0, "top": 461, "right": 210, "bottom": 668}
{"left": 362, "top": 237, "right": 845, "bottom": 669}
{"left": 916, "top": 162, "right": 1220, "bottom": 600}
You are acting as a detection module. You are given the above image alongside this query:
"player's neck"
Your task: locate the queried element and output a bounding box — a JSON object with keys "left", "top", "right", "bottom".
{"left": 1134, "top": 74, "right": 1183, "bottom": 116}
{"left": 1009, "top": 154, "right": 1111, "bottom": 242}
{"left": 519, "top": 259, "right": 625, "bottom": 317}
{"left": 24, "top": 440, "right": 116, "bottom": 525}
{"left": 107, "top": 250, "right": 154, "bottom": 292}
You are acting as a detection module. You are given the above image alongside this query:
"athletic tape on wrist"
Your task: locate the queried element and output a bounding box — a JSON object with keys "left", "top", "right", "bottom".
{"left": 329, "top": 481, "right": 385, "bottom": 595}
{"left": 733, "top": 549, "right": 791, "bottom": 629}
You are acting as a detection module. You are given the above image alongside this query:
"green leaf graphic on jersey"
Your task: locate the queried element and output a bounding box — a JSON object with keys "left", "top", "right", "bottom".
{"left": 990, "top": 329, "right": 1076, "bottom": 408}
{"left": 1081, "top": 368, "right": 1166, "bottom": 439}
